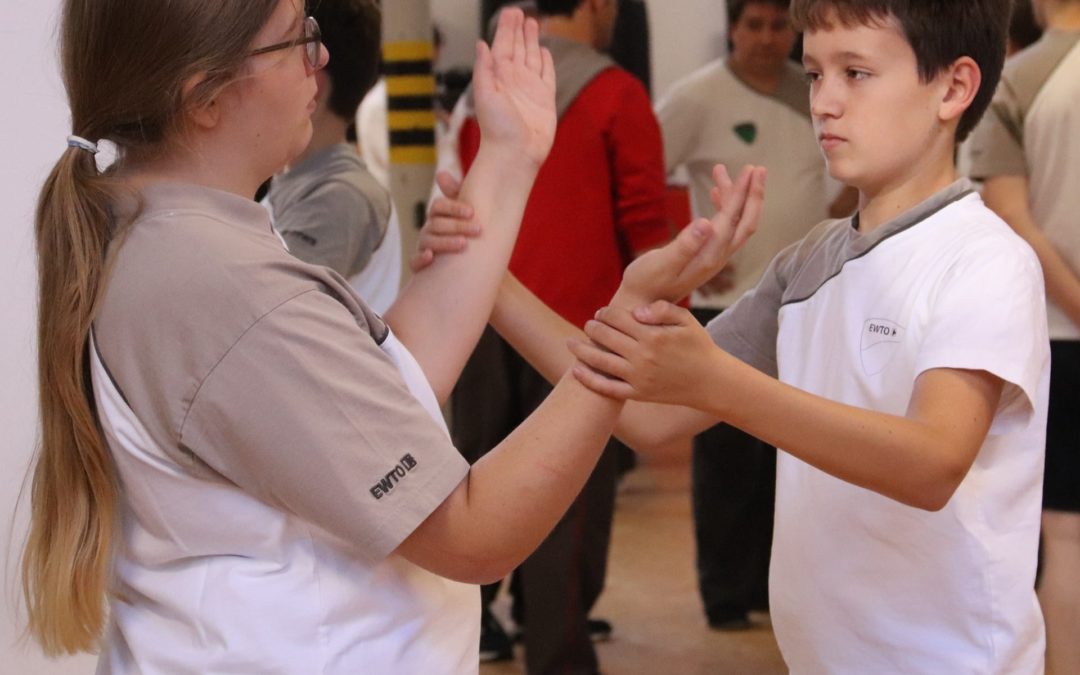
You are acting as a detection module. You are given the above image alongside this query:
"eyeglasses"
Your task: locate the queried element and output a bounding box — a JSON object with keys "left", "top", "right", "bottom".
{"left": 247, "top": 16, "right": 322, "bottom": 69}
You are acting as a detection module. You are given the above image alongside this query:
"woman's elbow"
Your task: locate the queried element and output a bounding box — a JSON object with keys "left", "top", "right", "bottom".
{"left": 426, "top": 552, "right": 519, "bottom": 585}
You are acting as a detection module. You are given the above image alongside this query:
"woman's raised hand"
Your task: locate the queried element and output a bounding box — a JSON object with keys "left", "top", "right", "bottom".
{"left": 472, "top": 8, "right": 556, "bottom": 169}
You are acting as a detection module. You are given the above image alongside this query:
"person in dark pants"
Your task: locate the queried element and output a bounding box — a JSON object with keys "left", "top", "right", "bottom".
{"left": 688, "top": 309, "right": 775, "bottom": 628}
{"left": 451, "top": 1, "right": 670, "bottom": 670}
{"left": 455, "top": 328, "right": 621, "bottom": 667}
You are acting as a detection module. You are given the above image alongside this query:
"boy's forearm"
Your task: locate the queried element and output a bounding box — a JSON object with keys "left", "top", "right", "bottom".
{"left": 386, "top": 145, "right": 540, "bottom": 403}
{"left": 701, "top": 354, "right": 996, "bottom": 511}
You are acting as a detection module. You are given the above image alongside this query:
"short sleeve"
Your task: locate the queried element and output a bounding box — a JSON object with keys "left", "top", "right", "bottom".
{"left": 275, "top": 181, "right": 386, "bottom": 279}
{"left": 914, "top": 234, "right": 1049, "bottom": 434}
{"left": 179, "top": 289, "right": 469, "bottom": 563}
{"left": 968, "top": 81, "right": 1028, "bottom": 180}
{"left": 705, "top": 245, "right": 794, "bottom": 378}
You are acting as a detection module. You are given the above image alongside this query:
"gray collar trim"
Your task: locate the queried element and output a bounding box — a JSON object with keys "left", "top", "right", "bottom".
{"left": 781, "top": 179, "right": 976, "bottom": 307}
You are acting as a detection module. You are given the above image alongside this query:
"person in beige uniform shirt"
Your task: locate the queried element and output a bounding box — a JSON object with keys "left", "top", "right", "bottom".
{"left": 969, "top": 1, "right": 1080, "bottom": 672}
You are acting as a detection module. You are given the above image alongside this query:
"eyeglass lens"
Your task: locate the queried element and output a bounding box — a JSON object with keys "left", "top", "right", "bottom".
{"left": 305, "top": 17, "right": 322, "bottom": 69}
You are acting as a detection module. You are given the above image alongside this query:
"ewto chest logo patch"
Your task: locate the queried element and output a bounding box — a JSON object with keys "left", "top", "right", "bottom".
{"left": 860, "top": 318, "right": 904, "bottom": 375}
{"left": 734, "top": 122, "right": 757, "bottom": 145}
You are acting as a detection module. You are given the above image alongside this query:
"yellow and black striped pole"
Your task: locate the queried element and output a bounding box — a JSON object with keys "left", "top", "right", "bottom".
{"left": 382, "top": 0, "right": 437, "bottom": 280}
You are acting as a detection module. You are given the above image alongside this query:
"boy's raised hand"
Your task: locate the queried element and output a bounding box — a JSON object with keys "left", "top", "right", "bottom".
{"left": 614, "top": 165, "right": 766, "bottom": 308}
{"left": 472, "top": 8, "right": 556, "bottom": 169}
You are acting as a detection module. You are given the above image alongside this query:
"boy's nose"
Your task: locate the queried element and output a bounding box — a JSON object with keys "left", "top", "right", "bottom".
{"left": 810, "top": 78, "right": 842, "bottom": 119}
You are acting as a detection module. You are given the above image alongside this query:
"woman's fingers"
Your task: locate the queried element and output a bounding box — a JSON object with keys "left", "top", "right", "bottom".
{"left": 523, "top": 17, "right": 541, "bottom": 72}
{"left": 472, "top": 40, "right": 494, "bottom": 97}
{"left": 541, "top": 46, "right": 555, "bottom": 89}
{"left": 491, "top": 7, "right": 519, "bottom": 64}
{"left": 511, "top": 9, "right": 525, "bottom": 65}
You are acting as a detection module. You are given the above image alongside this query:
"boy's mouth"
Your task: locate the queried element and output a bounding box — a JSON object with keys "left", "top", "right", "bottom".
{"left": 819, "top": 133, "right": 846, "bottom": 151}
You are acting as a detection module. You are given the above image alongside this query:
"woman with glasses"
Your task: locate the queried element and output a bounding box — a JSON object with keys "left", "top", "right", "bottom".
{"left": 22, "top": 0, "right": 759, "bottom": 671}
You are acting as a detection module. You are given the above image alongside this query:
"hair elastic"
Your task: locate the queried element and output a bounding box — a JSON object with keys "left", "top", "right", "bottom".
{"left": 67, "top": 135, "right": 100, "bottom": 154}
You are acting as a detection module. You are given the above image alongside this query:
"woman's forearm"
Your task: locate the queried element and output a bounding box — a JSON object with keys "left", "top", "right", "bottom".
{"left": 386, "top": 147, "right": 539, "bottom": 403}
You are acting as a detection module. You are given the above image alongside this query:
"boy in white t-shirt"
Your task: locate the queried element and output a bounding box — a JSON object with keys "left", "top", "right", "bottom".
{"left": 565, "top": 0, "right": 1050, "bottom": 671}
{"left": 422, "top": 0, "right": 1050, "bottom": 671}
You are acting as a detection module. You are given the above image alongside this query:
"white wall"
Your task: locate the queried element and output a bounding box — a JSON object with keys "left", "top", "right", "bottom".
{"left": 431, "top": 0, "right": 728, "bottom": 99}
{"left": 648, "top": 0, "right": 728, "bottom": 100}
{"left": 1, "top": 1, "right": 97, "bottom": 673}
{"left": 432, "top": 0, "right": 483, "bottom": 70}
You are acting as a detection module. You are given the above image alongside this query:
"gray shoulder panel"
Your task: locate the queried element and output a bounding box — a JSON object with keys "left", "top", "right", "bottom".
{"left": 780, "top": 183, "right": 975, "bottom": 308}
{"left": 543, "top": 36, "right": 617, "bottom": 118}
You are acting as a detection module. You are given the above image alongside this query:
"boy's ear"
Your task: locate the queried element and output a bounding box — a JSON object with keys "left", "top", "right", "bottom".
{"left": 182, "top": 72, "right": 221, "bottom": 130}
{"left": 938, "top": 56, "right": 981, "bottom": 126}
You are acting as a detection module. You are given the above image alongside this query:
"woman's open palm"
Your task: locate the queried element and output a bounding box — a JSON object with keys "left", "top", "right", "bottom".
{"left": 472, "top": 8, "right": 556, "bottom": 167}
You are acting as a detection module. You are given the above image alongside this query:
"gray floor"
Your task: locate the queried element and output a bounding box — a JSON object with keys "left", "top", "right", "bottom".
{"left": 482, "top": 455, "right": 788, "bottom": 675}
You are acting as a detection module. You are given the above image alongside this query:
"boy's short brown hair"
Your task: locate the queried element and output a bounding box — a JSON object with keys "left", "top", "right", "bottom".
{"left": 790, "top": 0, "right": 1012, "bottom": 141}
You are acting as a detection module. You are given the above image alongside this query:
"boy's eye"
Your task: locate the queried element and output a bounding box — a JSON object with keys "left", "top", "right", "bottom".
{"left": 846, "top": 69, "right": 870, "bottom": 80}
{"left": 803, "top": 71, "right": 821, "bottom": 84}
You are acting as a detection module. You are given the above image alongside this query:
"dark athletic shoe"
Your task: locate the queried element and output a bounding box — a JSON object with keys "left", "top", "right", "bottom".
{"left": 511, "top": 617, "right": 614, "bottom": 644}
{"left": 707, "top": 612, "right": 753, "bottom": 631}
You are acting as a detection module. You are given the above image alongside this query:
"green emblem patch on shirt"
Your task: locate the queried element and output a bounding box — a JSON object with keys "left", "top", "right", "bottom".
{"left": 734, "top": 122, "right": 757, "bottom": 145}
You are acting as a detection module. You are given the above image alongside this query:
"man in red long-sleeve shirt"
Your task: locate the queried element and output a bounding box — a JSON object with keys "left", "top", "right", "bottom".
{"left": 450, "top": 1, "right": 670, "bottom": 672}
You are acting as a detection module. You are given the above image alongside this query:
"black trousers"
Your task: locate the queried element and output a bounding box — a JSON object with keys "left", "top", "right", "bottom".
{"left": 452, "top": 326, "right": 618, "bottom": 675}
{"left": 690, "top": 308, "right": 775, "bottom": 622}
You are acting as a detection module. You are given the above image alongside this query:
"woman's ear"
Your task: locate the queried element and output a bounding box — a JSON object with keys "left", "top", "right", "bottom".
{"left": 939, "top": 56, "right": 981, "bottom": 125}
{"left": 182, "top": 72, "right": 221, "bottom": 130}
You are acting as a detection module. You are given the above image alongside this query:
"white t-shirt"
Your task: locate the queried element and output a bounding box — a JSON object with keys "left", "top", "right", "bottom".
{"left": 656, "top": 59, "right": 839, "bottom": 309}
{"left": 357, "top": 78, "right": 391, "bottom": 190}
{"left": 348, "top": 204, "right": 403, "bottom": 314}
{"left": 709, "top": 181, "right": 1048, "bottom": 673}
